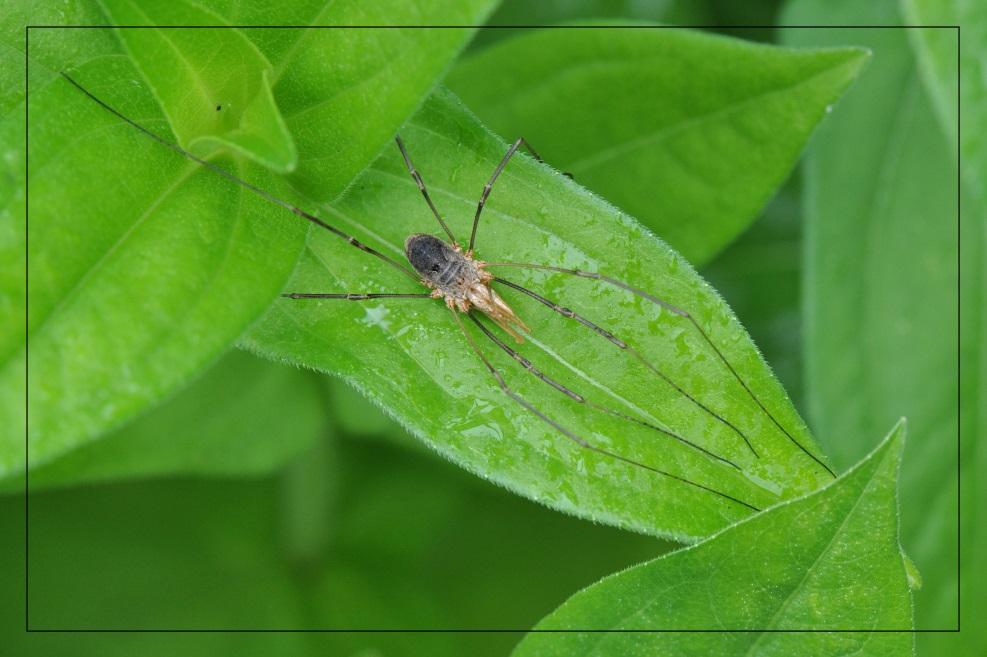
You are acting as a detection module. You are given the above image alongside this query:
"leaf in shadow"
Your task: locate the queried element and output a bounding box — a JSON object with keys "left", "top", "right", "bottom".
{"left": 900, "top": 1, "right": 960, "bottom": 150}
{"left": 512, "top": 421, "right": 913, "bottom": 655}
{"left": 447, "top": 26, "right": 869, "bottom": 264}
{"left": 4, "top": 436, "right": 663, "bottom": 650}
{"left": 782, "top": 2, "right": 961, "bottom": 640}
{"left": 242, "top": 88, "right": 836, "bottom": 542}
{"left": 3, "top": 350, "right": 325, "bottom": 492}
{"left": 901, "top": 1, "right": 987, "bottom": 652}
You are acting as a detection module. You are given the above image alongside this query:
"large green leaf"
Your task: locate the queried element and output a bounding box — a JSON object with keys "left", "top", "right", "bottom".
{"left": 447, "top": 27, "right": 868, "bottom": 264}
{"left": 243, "top": 87, "right": 836, "bottom": 542}
{"left": 513, "top": 422, "right": 912, "bottom": 655}
{"left": 0, "top": 47, "right": 25, "bottom": 465}
{"left": 902, "top": 1, "right": 986, "bottom": 198}
{"left": 900, "top": 1, "right": 958, "bottom": 151}
{"left": 4, "top": 9, "right": 496, "bottom": 478}
{"left": 263, "top": 1, "right": 500, "bottom": 202}
{"left": 900, "top": 1, "right": 987, "bottom": 653}
{"left": 782, "top": 0, "right": 962, "bottom": 642}
{"left": 10, "top": 57, "right": 307, "bottom": 477}
{"left": 2, "top": 350, "right": 325, "bottom": 492}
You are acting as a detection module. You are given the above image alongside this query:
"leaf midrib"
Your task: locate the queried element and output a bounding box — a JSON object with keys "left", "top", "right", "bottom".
{"left": 111, "top": 1, "right": 218, "bottom": 134}
{"left": 269, "top": 0, "right": 340, "bottom": 84}
{"left": 576, "top": 455, "right": 883, "bottom": 653}
{"left": 739, "top": 472, "right": 878, "bottom": 651}
{"left": 368, "top": 165, "right": 734, "bottom": 463}
{"left": 558, "top": 58, "right": 854, "bottom": 173}
{"left": 302, "top": 153, "right": 777, "bottom": 501}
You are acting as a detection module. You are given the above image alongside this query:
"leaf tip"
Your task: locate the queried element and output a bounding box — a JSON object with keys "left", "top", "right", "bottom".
{"left": 880, "top": 417, "right": 907, "bottom": 463}
{"left": 902, "top": 550, "right": 924, "bottom": 590}
{"left": 829, "top": 45, "right": 873, "bottom": 83}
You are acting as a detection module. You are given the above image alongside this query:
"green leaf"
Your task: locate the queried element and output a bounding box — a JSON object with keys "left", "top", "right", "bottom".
{"left": 702, "top": 182, "right": 806, "bottom": 406}
{"left": 0, "top": 49, "right": 26, "bottom": 465}
{"left": 899, "top": 5, "right": 987, "bottom": 652}
{"left": 469, "top": 0, "right": 709, "bottom": 50}
{"left": 900, "top": 1, "right": 957, "bottom": 148}
{"left": 97, "top": 0, "right": 298, "bottom": 172}
{"left": 6, "top": 8, "right": 497, "bottom": 479}
{"left": 264, "top": 1, "right": 500, "bottom": 202}
{"left": 6, "top": 56, "right": 308, "bottom": 478}
{"left": 196, "top": 69, "right": 296, "bottom": 173}
{"left": 2, "top": 350, "right": 325, "bottom": 492}
{"left": 325, "top": 376, "right": 419, "bottom": 447}
{"left": 781, "top": 0, "right": 962, "bottom": 642}
{"left": 902, "top": 1, "right": 987, "bottom": 194}
{"left": 513, "top": 422, "right": 913, "bottom": 655}
{"left": 447, "top": 27, "right": 868, "bottom": 264}
{"left": 5, "top": 436, "right": 666, "bottom": 648}
{"left": 243, "top": 87, "right": 835, "bottom": 542}
{"left": 0, "top": 0, "right": 120, "bottom": 113}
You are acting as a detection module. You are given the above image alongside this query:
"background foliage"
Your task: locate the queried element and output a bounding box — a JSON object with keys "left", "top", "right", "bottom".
{"left": 1, "top": 1, "right": 978, "bottom": 656}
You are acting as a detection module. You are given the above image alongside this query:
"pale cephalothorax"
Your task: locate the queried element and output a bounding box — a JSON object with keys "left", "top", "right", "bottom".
{"left": 62, "top": 69, "right": 836, "bottom": 518}
{"left": 404, "top": 233, "right": 528, "bottom": 342}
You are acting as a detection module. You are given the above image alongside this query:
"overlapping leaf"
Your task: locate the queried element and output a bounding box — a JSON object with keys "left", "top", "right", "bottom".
{"left": 782, "top": 1, "right": 962, "bottom": 642}
{"left": 448, "top": 27, "right": 868, "bottom": 264}
{"left": 8, "top": 57, "right": 307, "bottom": 476}
{"left": 98, "top": 0, "right": 298, "bottom": 171}
{"left": 243, "top": 88, "right": 836, "bottom": 542}
{"left": 5, "top": 350, "right": 325, "bottom": 492}
{"left": 2, "top": 5, "right": 496, "bottom": 479}
{"left": 513, "top": 423, "right": 912, "bottom": 655}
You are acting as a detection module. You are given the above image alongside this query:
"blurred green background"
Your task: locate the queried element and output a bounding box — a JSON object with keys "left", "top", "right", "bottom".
{"left": 4, "top": 0, "right": 978, "bottom": 655}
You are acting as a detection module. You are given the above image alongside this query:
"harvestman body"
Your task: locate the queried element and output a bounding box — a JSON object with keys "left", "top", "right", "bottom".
{"left": 62, "top": 72, "right": 836, "bottom": 515}
{"left": 405, "top": 233, "right": 528, "bottom": 341}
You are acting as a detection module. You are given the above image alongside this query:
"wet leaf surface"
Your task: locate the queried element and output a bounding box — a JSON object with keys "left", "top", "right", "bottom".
{"left": 244, "top": 88, "right": 836, "bottom": 542}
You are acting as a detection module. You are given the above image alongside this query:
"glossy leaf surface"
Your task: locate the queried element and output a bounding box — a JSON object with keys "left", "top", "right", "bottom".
{"left": 244, "top": 88, "right": 836, "bottom": 542}
{"left": 2, "top": 6, "right": 495, "bottom": 478}
{"left": 448, "top": 27, "right": 868, "bottom": 264}
{"left": 514, "top": 422, "right": 912, "bottom": 654}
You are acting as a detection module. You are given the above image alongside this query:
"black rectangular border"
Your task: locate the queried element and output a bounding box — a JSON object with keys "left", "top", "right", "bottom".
{"left": 23, "top": 22, "right": 963, "bottom": 634}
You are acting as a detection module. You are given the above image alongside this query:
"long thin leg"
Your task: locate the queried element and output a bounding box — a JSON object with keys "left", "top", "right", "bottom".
{"left": 449, "top": 309, "right": 760, "bottom": 513}
{"left": 468, "top": 137, "right": 545, "bottom": 254}
{"left": 395, "top": 135, "right": 458, "bottom": 245}
{"left": 283, "top": 292, "right": 431, "bottom": 300}
{"left": 467, "top": 314, "right": 742, "bottom": 471}
{"left": 61, "top": 72, "right": 420, "bottom": 284}
{"left": 486, "top": 263, "right": 837, "bottom": 478}
{"left": 490, "top": 275, "right": 757, "bottom": 458}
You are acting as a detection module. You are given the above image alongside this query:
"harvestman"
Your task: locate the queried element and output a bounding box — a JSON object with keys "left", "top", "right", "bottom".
{"left": 62, "top": 72, "right": 835, "bottom": 515}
